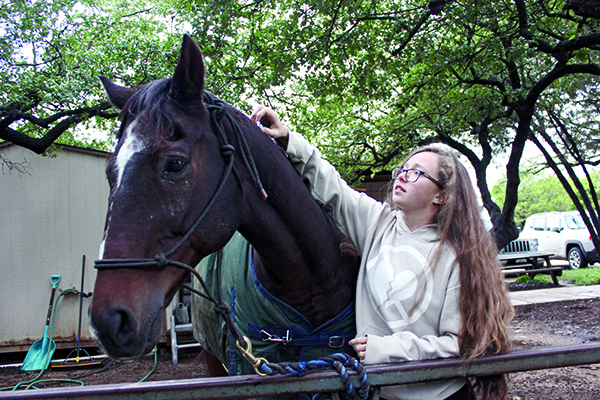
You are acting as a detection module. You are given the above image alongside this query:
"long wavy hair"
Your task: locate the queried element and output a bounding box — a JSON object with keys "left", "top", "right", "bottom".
{"left": 389, "top": 145, "right": 514, "bottom": 400}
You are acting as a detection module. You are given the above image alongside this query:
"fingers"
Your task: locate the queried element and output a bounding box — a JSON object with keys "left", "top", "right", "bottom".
{"left": 349, "top": 336, "right": 367, "bottom": 346}
{"left": 250, "top": 105, "right": 269, "bottom": 124}
{"left": 250, "top": 105, "right": 289, "bottom": 139}
{"left": 349, "top": 336, "right": 367, "bottom": 361}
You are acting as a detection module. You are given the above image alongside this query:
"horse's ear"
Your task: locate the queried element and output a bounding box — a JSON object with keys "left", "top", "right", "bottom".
{"left": 170, "top": 34, "right": 205, "bottom": 102}
{"left": 99, "top": 76, "right": 135, "bottom": 110}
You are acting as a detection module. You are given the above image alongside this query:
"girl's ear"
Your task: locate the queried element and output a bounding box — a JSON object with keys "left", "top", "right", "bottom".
{"left": 433, "top": 191, "right": 446, "bottom": 205}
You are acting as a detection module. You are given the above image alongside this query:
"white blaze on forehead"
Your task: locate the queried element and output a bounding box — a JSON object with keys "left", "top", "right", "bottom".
{"left": 98, "top": 212, "right": 111, "bottom": 259}
{"left": 115, "top": 120, "right": 145, "bottom": 188}
{"left": 98, "top": 238, "right": 106, "bottom": 259}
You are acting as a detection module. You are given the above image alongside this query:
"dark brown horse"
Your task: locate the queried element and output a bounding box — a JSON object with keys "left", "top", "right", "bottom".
{"left": 89, "top": 35, "right": 360, "bottom": 375}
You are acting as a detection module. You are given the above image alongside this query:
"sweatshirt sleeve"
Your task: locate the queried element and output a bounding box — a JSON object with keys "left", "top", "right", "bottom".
{"left": 362, "top": 274, "right": 461, "bottom": 364}
{"left": 285, "top": 130, "right": 387, "bottom": 253}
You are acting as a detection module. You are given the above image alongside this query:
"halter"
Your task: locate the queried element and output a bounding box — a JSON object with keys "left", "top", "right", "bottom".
{"left": 94, "top": 92, "right": 267, "bottom": 352}
{"left": 98, "top": 92, "right": 265, "bottom": 266}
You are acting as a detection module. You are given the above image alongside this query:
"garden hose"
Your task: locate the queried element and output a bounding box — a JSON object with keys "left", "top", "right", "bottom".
{"left": 138, "top": 347, "right": 158, "bottom": 383}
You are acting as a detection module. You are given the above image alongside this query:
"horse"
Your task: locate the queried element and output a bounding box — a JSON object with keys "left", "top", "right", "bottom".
{"left": 89, "top": 35, "right": 361, "bottom": 379}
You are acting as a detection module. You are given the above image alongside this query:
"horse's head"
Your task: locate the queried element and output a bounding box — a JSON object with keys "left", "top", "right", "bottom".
{"left": 90, "top": 35, "right": 244, "bottom": 358}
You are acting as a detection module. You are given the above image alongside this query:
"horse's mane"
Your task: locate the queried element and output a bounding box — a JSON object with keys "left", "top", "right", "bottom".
{"left": 117, "top": 78, "right": 177, "bottom": 143}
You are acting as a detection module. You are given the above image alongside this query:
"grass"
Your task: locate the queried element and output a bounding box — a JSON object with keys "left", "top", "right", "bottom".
{"left": 521, "top": 264, "right": 600, "bottom": 285}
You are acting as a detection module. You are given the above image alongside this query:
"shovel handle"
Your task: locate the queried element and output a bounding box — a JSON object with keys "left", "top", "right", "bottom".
{"left": 45, "top": 277, "right": 60, "bottom": 326}
{"left": 51, "top": 275, "right": 61, "bottom": 288}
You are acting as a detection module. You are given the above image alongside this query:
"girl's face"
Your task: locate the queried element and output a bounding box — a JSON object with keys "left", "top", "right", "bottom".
{"left": 392, "top": 151, "right": 444, "bottom": 214}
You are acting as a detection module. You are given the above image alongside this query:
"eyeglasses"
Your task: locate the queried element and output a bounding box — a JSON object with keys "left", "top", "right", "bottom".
{"left": 391, "top": 167, "right": 444, "bottom": 189}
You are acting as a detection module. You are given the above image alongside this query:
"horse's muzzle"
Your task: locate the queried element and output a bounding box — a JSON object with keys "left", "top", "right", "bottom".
{"left": 89, "top": 302, "right": 163, "bottom": 359}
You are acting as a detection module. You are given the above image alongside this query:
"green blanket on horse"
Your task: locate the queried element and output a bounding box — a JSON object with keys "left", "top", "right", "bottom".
{"left": 191, "top": 232, "right": 356, "bottom": 376}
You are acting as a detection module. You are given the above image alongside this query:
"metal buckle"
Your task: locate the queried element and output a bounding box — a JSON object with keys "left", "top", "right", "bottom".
{"left": 328, "top": 336, "right": 345, "bottom": 348}
{"left": 260, "top": 329, "right": 292, "bottom": 345}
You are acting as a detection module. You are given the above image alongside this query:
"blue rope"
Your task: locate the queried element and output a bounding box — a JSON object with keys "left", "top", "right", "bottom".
{"left": 248, "top": 352, "right": 369, "bottom": 400}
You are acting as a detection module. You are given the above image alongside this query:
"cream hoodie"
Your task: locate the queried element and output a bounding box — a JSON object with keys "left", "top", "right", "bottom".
{"left": 286, "top": 130, "right": 466, "bottom": 400}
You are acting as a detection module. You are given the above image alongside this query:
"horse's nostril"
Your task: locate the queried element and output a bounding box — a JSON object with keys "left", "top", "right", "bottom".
{"left": 104, "top": 307, "right": 137, "bottom": 348}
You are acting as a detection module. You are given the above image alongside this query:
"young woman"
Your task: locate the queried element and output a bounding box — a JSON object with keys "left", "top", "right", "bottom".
{"left": 250, "top": 106, "right": 514, "bottom": 400}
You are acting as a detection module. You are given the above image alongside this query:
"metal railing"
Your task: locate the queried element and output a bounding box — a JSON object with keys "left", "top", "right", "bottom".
{"left": 2, "top": 343, "right": 600, "bottom": 400}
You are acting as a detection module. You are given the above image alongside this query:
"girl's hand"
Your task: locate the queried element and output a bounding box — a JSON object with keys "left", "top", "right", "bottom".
{"left": 349, "top": 336, "right": 368, "bottom": 360}
{"left": 250, "top": 105, "right": 289, "bottom": 139}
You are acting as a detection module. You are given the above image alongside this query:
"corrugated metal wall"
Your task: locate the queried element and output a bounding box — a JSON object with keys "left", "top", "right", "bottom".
{"left": 0, "top": 143, "right": 110, "bottom": 352}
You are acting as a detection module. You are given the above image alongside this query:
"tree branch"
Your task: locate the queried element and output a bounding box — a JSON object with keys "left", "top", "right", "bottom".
{"left": 390, "top": 0, "right": 455, "bottom": 57}
{"left": 0, "top": 102, "right": 117, "bottom": 154}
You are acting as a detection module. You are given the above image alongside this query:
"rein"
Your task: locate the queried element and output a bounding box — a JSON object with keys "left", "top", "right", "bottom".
{"left": 94, "top": 93, "right": 369, "bottom": 399}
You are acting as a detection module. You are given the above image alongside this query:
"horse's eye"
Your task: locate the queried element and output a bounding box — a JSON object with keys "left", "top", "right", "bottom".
{"left": 164, "top": 157, "right": 188, "bottom": 175}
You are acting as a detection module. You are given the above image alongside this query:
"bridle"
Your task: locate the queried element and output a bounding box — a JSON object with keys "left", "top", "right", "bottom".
{"left": 95, "top": 92, "right": 266, "bottom": 271}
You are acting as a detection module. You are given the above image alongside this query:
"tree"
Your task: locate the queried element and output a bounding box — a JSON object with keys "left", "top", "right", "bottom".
{"left": 491, "top": 169, "right": 600, "bottom": 228}
{"left": 3, "top": 0, "right": 600, "bottom": 252}
{"left": 529, "top": 97, "right": 600, "bottom": 254}
{"left": 0, "top": 0, "right": 184, "bottom": 153}
{"left": 181, "top": 0, "right": 600, "bottom": 249}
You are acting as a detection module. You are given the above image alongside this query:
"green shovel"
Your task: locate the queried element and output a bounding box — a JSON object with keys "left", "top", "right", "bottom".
{"left": 21, "top": 275, "right": 61, "bottom": 371}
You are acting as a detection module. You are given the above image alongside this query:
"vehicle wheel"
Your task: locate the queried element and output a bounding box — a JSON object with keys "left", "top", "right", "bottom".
{"left": 568, "top": 247, "right": 588, "bottom": 269}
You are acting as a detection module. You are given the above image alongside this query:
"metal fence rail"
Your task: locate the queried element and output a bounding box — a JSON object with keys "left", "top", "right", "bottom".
{"left": 2, "top": 343, "right": 600, "bottom": 400}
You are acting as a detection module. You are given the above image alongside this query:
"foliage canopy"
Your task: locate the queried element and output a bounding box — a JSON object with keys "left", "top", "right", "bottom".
{"left": 2, "top": 0, "right": 600, "bottom": 248}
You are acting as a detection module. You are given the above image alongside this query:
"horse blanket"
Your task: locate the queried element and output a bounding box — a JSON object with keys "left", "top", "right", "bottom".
{"left": 191, "top": 232, "right": 357, "bottom": 376}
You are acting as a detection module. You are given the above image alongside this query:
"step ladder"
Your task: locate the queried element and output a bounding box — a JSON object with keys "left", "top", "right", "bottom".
{"left": 170, "top": 315, "right": 202, "bottom": 364}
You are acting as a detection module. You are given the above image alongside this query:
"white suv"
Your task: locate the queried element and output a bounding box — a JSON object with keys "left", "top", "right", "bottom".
{"left": 521, "top": 211, "right": 599, "bottom": 269}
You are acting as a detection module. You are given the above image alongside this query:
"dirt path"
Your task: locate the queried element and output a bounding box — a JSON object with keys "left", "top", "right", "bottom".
{"left": 507, "top": 297, "right": 600, "bottom": 400}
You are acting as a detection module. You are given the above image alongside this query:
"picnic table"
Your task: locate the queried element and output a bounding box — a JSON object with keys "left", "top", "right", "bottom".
{"left": 498, "top": 252, "right": 564, "bottom": 285}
